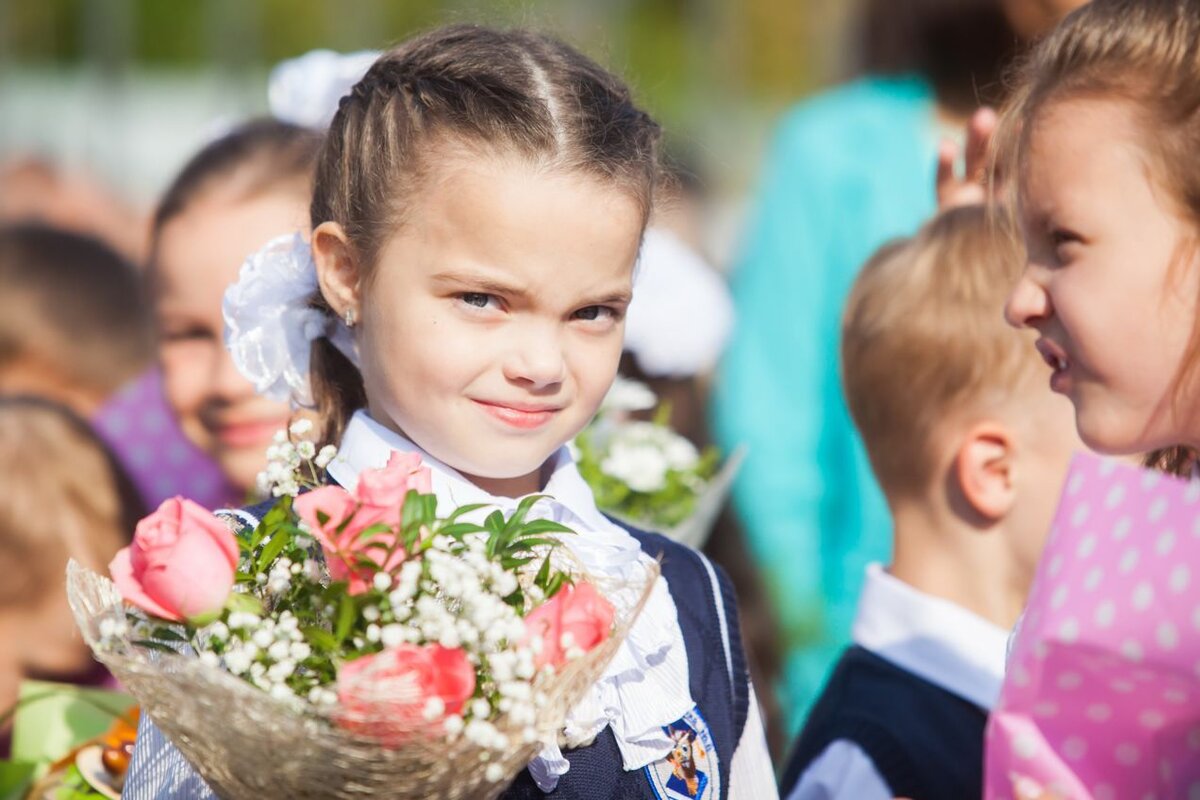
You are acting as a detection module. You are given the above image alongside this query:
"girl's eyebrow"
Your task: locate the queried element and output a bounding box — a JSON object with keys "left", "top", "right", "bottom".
{"left": 430, "top": 269, "right": 527, "bottom": 298}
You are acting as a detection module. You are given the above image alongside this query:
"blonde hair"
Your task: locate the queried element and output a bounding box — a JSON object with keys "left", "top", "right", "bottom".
{"left": 0, "top": 397, "right": 142, "bottom": 608}
{"left": 994, "top": 0, "right": 1200, "bottom": 474}
{"left": 842, "top": 205, "right": 1037, "bottom": 497}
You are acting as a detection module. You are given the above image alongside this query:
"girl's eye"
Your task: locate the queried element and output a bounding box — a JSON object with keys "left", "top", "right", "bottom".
{"left": 161, "top": 326, "right": 212, "bottom": 343}
{"left": 1050, "top": 228, "right": 1082, "bottom": 249}
{"left": 459, "top": 292, "right": 499, "bottom": 310}
{"left": 573, "top": 305, "right": 618, "bottom": 322}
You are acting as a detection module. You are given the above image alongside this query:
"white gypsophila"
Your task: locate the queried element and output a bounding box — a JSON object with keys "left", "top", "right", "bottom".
{"left": 600, "top": 440, "right": 670, "bottom": 493}
{"left": 600, "top": 375, "right": 658, "bottom": 414}
{"left": 314, "top": 444, "right": 338, "bottom": 469}
{"left": 289, "top": 418, "right": 314, "bottom": 436}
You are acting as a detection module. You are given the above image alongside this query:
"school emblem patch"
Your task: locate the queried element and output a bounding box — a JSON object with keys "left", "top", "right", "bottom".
{"left": 644, "top": 705, "right": 719, "bottom": 800}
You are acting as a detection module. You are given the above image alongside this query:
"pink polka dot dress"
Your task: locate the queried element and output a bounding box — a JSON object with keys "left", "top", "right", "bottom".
{"left": 985, "top": 453, "right": 1200, "bottom": 799}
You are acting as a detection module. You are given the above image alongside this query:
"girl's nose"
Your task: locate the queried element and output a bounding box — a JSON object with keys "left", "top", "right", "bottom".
{"left": 1005, "top": 271, "right": 1052, "bottom": 329}
{"left": 502, "top": 332, "right": 566, "bottom": 390}
{"left": 211, "top": 348, "right": 257, "bottom": 401}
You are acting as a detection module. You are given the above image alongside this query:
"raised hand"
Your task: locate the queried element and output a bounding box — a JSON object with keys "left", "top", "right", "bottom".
{"left": 935, "top": 107, "right": 998, "bottom": 210}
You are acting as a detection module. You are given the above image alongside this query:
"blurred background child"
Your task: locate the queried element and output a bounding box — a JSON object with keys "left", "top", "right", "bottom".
{"left": 713, "top": 0, "right": 1087, "bottom": 729}
{"left": 0, "top": 396, "right": 144, "bottom": 757}
{"left": 780, "top": 205, "right": 1080, "bottom": 799}
{"left": 0, "top": 223, "right": 228, "bottom": 510}
{"left": 147, "top": 119, "right": 321, "bottom": 498}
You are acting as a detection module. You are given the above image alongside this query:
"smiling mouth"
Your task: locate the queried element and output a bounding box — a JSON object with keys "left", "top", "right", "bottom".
{"left": 472, "top": 400, "right": 562, "bottom": 430}
{"left": 215, "top": 417, "right": 289, "bottom": 448}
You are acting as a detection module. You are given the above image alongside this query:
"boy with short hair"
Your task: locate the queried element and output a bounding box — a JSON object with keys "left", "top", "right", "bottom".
{"left": 780, "top": 205, "right": 1081, "bottom": 800}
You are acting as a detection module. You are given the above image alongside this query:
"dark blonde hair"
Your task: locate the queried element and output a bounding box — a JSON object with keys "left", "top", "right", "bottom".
{"left": 842, "top": 205, "right": 1037, "bottom": 497}
{"left": 994, "top": 0, "right": 1200, "bottom": 474}
{"left": 0, "top": 224, "right": 153, "bottom": 396}
{"left": 0, "top": 396, "right": 143, "bottom": 608}
{"left": 307, "top": 25, "right": 663, "bottom": 447}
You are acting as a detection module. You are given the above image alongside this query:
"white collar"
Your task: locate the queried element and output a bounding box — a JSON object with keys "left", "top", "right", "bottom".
{"left": 328, "top": 410, "right": 695, "bottom": 790}
{"left": 852, "top": 563, "right": 1010, "bottom": 711}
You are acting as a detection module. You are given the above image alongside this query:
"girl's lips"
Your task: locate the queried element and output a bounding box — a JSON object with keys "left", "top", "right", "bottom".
{"left": 215, "top": 418, "right": 289, "bottom": 448}
{"left": 472, "top": 399, "right": 562, "bottom": 430}
{"left": 1035, "top": 338, "right": 1070, "bottom": 372}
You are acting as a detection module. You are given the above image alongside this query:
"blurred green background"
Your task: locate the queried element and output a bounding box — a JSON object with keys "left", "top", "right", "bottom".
{"left": 0, "top": 0, "right": 859, "bottom": 253}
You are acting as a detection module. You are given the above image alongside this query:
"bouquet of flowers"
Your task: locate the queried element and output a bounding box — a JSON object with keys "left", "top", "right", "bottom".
{"left": 574, "top": 377, "right": 743, "bottom": 548}
{"left": 65, "top": 424, "right": 656, "bottom": 799}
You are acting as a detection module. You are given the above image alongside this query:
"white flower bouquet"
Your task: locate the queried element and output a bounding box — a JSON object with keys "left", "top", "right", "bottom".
{"left": 574, "top": 378, "right": 744, "bottom": 548}
{"left": 66, "top": 426, "right": 656, "bottom": 799}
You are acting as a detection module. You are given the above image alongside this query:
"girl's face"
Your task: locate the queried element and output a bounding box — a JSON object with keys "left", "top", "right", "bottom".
{"left": 155, "top": 188, "right": 309, "bottom": 491}
{"left": 325, "top": 154, "right": 642, "bottom": 497}
{"left": 1006, "top": 98, "right": 1200, "bottom": 455}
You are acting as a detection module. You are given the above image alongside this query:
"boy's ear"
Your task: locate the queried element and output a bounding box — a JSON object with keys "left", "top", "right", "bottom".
{"left": 311, "top": 221, "right": 360, "bottom": 318}
{"left": 955, "top": 423, "right": 1016, "bottom": 521}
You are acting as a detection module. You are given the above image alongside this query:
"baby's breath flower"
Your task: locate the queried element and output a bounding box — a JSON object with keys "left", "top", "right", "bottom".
{"left": 289, "top": 418, "right": 314, "bottom": 436}
{"left": 297, "top": 440, "right": 316, "bottom": 460}
{"left": 314, "top": 444, "right": 338, "bottom": 469}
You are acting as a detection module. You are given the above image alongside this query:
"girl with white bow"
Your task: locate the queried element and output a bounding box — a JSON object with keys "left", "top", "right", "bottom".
{"left": 125, "top": 25, "right": 774, "bottom": 800}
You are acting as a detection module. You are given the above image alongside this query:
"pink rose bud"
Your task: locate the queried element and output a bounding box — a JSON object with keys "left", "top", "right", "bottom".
{"left": 336, "top": 644, "right": 475, "bottom": 744}
{"left": 109, "top": 497, "right": 239, "bottom": 623}
{"left": 294, "top": 485, "right": 406, "bottom": 596}
{"left": 354, "top": 452, "right": 434, "bottom": 529}
{"left": 523, "top": 581, "right": 615, "bottom": 670}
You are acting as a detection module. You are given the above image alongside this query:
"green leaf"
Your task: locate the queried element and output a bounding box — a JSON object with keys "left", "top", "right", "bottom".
{"left": 334, "top": 594, "right": 356, "bottom": 645}
{"left": 544, "top": 571, "right": 570, "bottom": 598}
{"left": 484, "top": 510, "right": 506, "bottom": 535}
{"left": 446, "top": 503, "right": 489, "bottom": 523}
{"left": 534, "top": 553, "right": 552, "bottom": 590}
{"left": 438, "top": 522, "right": 485, "bottom": 537}
{"left": 302, "top": 626, "right": 338, "bottom": 652}
{"left": 256, "top": 530, "right": 290, "bottom": 572}
{"left": 513, "top": 519, "right": 574, "bottom": 536}
{"left": 505, "top": 537, "right": 561, "bottom": 552}
{"left": 500, "top": 555, "right": 537, "bottom": 569}
{"left": 224, "top": 592, "right": 264, "bottom": 616}
{"left": 149, "top": 626, "right": 188, "bottom": 643}
{"left": 132, "top": 639, "right": 180, "bottom": 654}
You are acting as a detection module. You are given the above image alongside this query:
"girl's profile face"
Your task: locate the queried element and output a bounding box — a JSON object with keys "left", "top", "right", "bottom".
{"left": 343, "top": 153, "right": 642, "bottom": 497}
{"left": 1005, "top": 98, "right": 1200, "bottom": 455}
{"left": 155, "top": 187, "right": 309, "bottom": 491}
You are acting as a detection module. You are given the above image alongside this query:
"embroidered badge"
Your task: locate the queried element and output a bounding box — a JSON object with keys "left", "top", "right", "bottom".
{"left": 644, "top": 705, "right": 719, "bottom": 800}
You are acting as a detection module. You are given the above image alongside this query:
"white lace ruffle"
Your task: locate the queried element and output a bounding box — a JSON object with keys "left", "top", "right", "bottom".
{"left": 222, "top": 233, "right": 359, "bottom": 406}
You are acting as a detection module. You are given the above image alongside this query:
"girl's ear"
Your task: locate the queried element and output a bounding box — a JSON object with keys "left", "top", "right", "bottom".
{"left": 312, "top": 221, "right": 361, "bottom": 319}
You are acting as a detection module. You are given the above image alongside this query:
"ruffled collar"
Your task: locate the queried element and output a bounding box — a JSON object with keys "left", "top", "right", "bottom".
{"left": 327, "top": 410, "right": 695, "bottom": 791}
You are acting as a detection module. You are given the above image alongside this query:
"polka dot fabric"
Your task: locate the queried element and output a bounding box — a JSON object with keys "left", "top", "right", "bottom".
{"left": 985, "top": 453, "right": 1200, "bottom": 799}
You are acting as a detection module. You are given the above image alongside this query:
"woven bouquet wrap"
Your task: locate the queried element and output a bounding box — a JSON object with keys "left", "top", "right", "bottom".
{"left": 64, "top": 434, "right": 661, "bottom": 800}
{"left": 66, "top": 558, "right": 656, "bottom": 800}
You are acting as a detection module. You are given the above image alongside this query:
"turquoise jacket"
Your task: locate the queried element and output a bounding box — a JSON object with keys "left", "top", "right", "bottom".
{"left": 713, "top": 75, "right": 939, "bottom": 732}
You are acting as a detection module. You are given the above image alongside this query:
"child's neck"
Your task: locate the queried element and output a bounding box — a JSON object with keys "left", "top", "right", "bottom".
{"left": 888, "top": 501, "right": 1029, "bottom": 631}
{"left": 462, "top": 469, "right": 545, "bottom": 499}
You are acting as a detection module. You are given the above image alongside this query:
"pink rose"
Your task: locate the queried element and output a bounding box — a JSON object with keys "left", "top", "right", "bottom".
{"left": 336, "top": 644, "right": 476, "bottom": 743}
{"left": 294, "top": 485, "right": 406, "bottom": 595}
{"left": 109, "top": 497, "right": 239, "bottom": 623}
{"left": 523, "top": 581, "right": 615, "bottom": 670}
{"left": 354, "top": 452, "right": 433, "bottom": 529}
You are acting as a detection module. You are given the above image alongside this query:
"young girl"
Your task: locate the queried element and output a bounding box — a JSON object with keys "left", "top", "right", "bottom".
{"left": 149, "top": 119, "right": 322, "bottom": 499}
{"left": 125, "top": 25, "right": 775, "bottom": 799}
{"left": 995, "top": 0, "right": 1200, "bottom": 789}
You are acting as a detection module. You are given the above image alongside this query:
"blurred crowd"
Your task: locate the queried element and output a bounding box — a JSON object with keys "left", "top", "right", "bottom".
{"left": 0, "top": 0, "right": 1089, "bottom": 781}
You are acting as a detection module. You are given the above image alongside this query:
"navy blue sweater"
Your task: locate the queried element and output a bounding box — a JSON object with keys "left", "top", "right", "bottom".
{"left": 779, "top": 646, "right": 987, "bottom": 800}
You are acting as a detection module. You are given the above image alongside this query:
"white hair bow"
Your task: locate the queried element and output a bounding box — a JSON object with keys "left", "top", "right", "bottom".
{"left": 223, "top": 233, "right": 359, "bottom": 407}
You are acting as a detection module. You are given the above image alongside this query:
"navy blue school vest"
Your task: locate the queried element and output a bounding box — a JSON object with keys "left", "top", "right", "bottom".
{"left": 779, "top": 646, "right": 987, "bottom": 800}
{"left": 237, "top": 501, "right": 752, "bottom": 800}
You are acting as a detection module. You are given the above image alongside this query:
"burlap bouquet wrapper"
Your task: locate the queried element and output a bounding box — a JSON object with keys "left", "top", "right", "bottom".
{"left": 67, "top": 560, "right": 658, "bottom": 799}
